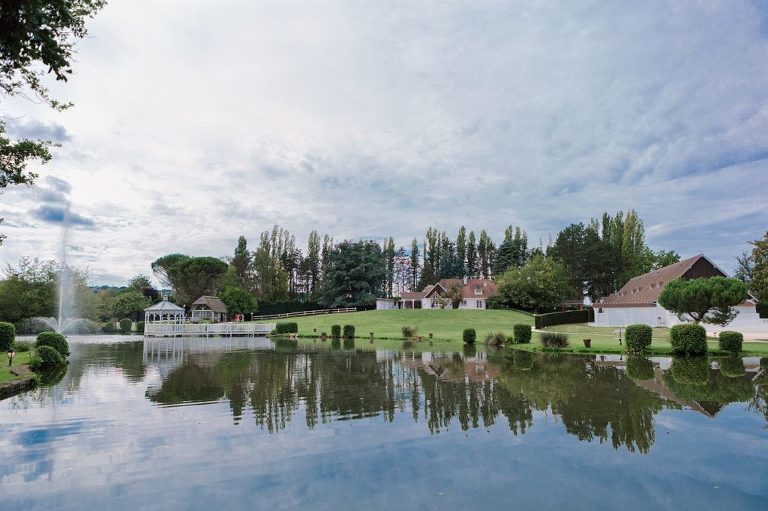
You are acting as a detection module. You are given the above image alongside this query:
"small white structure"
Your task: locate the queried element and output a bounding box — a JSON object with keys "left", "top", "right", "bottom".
{"left": 595, "top": 254, "right": 767, "bottom": 336}
{"left": 144, "top": 298, "right": 186, "bottom": 323}
{"left": 376, "top": 298, "right": 399, "bottom": 310}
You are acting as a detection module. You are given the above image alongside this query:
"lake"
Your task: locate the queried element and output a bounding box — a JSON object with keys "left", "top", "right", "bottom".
{"left": 1, "top": 336, "right": 767, "bottom": 510}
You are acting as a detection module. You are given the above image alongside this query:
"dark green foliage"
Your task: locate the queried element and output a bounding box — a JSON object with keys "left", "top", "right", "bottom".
{"left": 343, "top": 338, "right": 355, "bottom": 350}
{"left": 462, "top": 344, "right": 477, "bottom": 358}
{"left": 506, "top": 335, "right": 516, "bottom": 345}
{"left": 757, "top": 301, "right": 768, "bottom": 318}
{"left": 29, "top": 345, "right": 65, "bottom": 370}
{"left": 0, "top": 321, "right": 15, "bottom": 351}
{"left": 625, "top": 324, "right": 653, "bottom": 353}
{"left": 718, "top": 331, "right": 743, "bottom": 353}
{"left": 513, "top": 350, "right": 534, "bottom": 370}
{"left": 401, "top": 326, "right": 417, "bottom": 338}
{"left": 219, "top": 286, "right": 258, "bottom": 315}
{"left": 331, "top": 325, "right": 341, "bottom": 338}
{"left": 540, "top": 332, "right": 569, "bottom": 348}
{"left": 626, "top": 356, "right": 655, "bottom": 380}
{"left": 534, "top": 310, "right": 594, "bottom": 329}
{"left": 343, "top": 325, "right": 355, "bottom": 339}
{"left": 113, "top": 291, "right": 151, "bottom": 319}
{"left": 463, "top": 328, "right": 476, "bottom": 344}
{"left": 496, "top": 255, "right": 574, "bottom": 313}
{"left": 484, "top": 331, "right": 506, "bottom": 348}
{"left": 12, "top": 340, "right": 32, "bottom": 352}
{"left": 658, "top": 276, "right": 748, "bottom": 325}
{"left": 671, "top": 357, "right": 709, "bottom": 385}
{"left": 151, "top": 254, "right": 229, "bottom": 305}
{"left": 275, "top": 322, "right": 299, "bottom": 334}
{"left": 35, "top": 331, "right": 69, "bottom": 357}
{"left": 257, "top": 301, "right": 322, "bottom": 315}
{"left": 513, "top": 324, "right": 532, "bottom": 344}
{"left": 719, "top": 357, "right": 746, "bottom": 378}
{"left": 318, "top": 240, "right": 386, "bottom": 307}
{"left": 103, "top": 322, "right": 116, "bottom": 333}
{"left": 135, "top": 321, "right": 145, "bottom": 334}
{"left": 670, "top": 323, "right": 707, "bottom": 355}
{"left": 119, "top": 318, "right": 132, "bottom": 334}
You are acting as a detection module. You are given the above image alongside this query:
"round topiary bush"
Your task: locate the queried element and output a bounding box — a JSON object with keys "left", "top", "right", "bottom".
{"left": 0, "top": 321, "right": 15, "bottom": 351}
{"left": 29, "top": 345, "right": 66, "bottom": 370}
{"left": 135, "top": 321, "right": 145, "bottom": 334}
{"left": 626, "top": 355, "right": 655, "bottom": 380}
{"left": 119, "top": 318, "right": 133, "bottom": 334}
{"left": 103, "top": 322, "right": 116, "bottom": 333}
{"left": 670, "top": 323, "right": 707, "bottom": 355}
{"left": 625, "top": 324, "right": 653, "bottom": 353}
{"left": 35, "top": 331, "right": 70, "bottom": 358}
{"left": 513, "top": 324, "right": 532, "bottom": 344}
{"left": 343, "top": 325, "right": 355, "bottom": 339}
{"left": 671, "top": 356, "right": 710, "bottom": 385}
{"left": 719, "top": 356, "right": 746, "bottom": 378}
{"left": 718, "top": 331, "right": 743, "bottom": 353}
{"left": 463, "top": 328, "right": 476, "bottom": 344}
{"left": 331, "top": 325, "right": 341, "bottom": 338}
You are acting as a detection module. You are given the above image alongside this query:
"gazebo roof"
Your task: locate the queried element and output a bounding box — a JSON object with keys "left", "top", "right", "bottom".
{"left": 145, "top": 299, "right": 185, "bottom": 312}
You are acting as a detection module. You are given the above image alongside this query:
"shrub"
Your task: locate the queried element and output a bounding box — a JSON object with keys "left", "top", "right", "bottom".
{"left": 540, "top": 332, "right": 569, "bottom": 348}
{"left": 343, "top": 325, "right": 355, "bottom": 339}
{"left": 534, "top": 309, "right": 594, "bottom": 329}
{"left": 506, "top": 335, "right": 516, "bottom": 345}
{"left": 135, "top": 321, "right": 145, "bottom": 334}
{"left": 671, "top": 357, "right": 709, "bottom": 385}
{"left": 513, "top": 324, "right": 532, "bottom": 344}
{"left": 463, "top": 344, "right": 477, "bottom": 358}
{"left": 484, "top": 331, "right": 506, "bottom": 348}
{"left": 343, "top": 338, "right": 355, "bottom": 350}
{"left": 0, "top": 321, "right": 15, "bottom": 351}
{"left": 625, "top": 324, "right": 653, "bottom": 353}
{"left": 670, "top": 324, "right": 707, "bottom": 355}
{"left": 463, "top": 328, "right": 476, "bottom": 344}
{"left": 402, "top": 325, "right": 417, "bottom": 338}
{"left": 12, "top": 340, "right": 32, "bottom": 352}
{"left": 35, "top": 332, "right": 70, "bottom": 358}
{"left": 718, "top": 331, "right": 743, "bottom": 353}
{"left": 29, "top": 345, "right": 66, "bottom": 370}
{"left": 275, "top": 322, "right": 299, "bottom": 334}
{"left": 719, "top": 356, "right": 746, "bottom": 378}
{"left": 331, "top": 325, "right": 341, "bottom": 338}
{"left": 626, "top": 356, "right": 655, "bottom": 380}
{"left": 513, "top": 350, "right": 534, "bottom": 370}
{"left": 103, "top": 322, "right": 116, "bottom": 333}
{"left": 119, "top": 318, "right": 133, "bottom": 334}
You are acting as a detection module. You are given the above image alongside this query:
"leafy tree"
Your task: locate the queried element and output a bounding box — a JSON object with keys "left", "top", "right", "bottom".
{"left": 231, "top": 236, "right": 250, "bottom": 286}
{"left": 466, "top": 231, "right": 477, "bottom": 277}
{"left": 409, "top": 238, "right": 420, "bottom": 290}
{"left": 113, "top": 291, "right": 151, "bottom": 320}
{"left": 0, "top": 257, "right": 56, "bottom": 322}
{"left": 496, "top": 255, "right": 573, "bottom": 313}
{"left": 739, "top": 232, "right": 768, "bottom": 302}
{"left": 129, "top": 274, "right": 152, "bottom": 292}
{"left": 651, "top": 250, "right": 681, "bottom": 270}
{"left": 219, "top": 286, "right": 258, "bottom": 315}
{"left": 318, "top": 240, "right": 386, "bottom": 307}
{"left": 446, "top": 284, "right": 463, "bottom": 309}
{"left": 658, "top": 277, "right": 748, "bottom": 325}
{"left": 151, "top": 254, "right": 227, "bottom": 305}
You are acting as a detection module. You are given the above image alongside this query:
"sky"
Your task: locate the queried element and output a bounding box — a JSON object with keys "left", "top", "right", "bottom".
{"left": 1, "top": 0, "right": 767, "bottom": 285}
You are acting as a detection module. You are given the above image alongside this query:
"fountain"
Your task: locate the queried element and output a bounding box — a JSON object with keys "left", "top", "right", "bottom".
{"left": 32, "top": 205, "right": 87, "bottom": 334}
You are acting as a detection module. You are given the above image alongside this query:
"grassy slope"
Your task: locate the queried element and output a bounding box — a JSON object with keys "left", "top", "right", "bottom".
{"left": 284, "top": 310, "right": 768, "bottom": 356}
{"left": 0, "top": 351, "right": 32, "bottom": 384}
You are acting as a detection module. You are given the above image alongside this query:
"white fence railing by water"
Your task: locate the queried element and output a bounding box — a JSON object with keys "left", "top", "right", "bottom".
{"left": 144, "top": 321, "right": 276, "bottom": 338}
{"left": 251, "top": 308, "right": 357, "bottom": 320}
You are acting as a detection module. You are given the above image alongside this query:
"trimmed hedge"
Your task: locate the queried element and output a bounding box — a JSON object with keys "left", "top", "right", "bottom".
{"left": 29, "top": 345, "right": 66, "bottom": 370}
{"left": 625, "top": 324, "right": 652, "bottom": 353}
{"left": 135, "top": 321, "right": 145, "bottom": 334}
{"left": 626, "top": 356, "right": 655, "bottom": 380}
{"left": 119, "top": 318, "right": 133, "bottom": 334}
{"left": 401, "top": 326, "right": 417, "bottom": 338}
{"left": 534, "top": 309, "right": 594, "bottom": 329}
{"left": 513, "top": 324, "right": 532, "bottom": 344}
{"left": 463, "top": 328, "right": 476, "bottom": 344}
{"left": 103, "top": 322, "right": 116, "bottom": 333}
{"left": 331, "top": 325, "right": 341, "bottom": 338}
{"left": 0, "top": 321, "right": 15, "bottom": 351}
{"left": 670, "top": 324, "right": 707, "bottom": 355}
{"left": 540, "top": 332, "right": 569, "bottom": 348}
{"left": 343, "top": 325, "right": 355, "bottom": 339}
{"left": 35, "top": 332, "right": 70, "bottom": 358}
{"left": 671, "top": 357, "right": 710, "bottom": 385}
{"left": 718, "top": 331, "right": 743, "bottom": 353}
{"left": 719, "top": 357, "right": 746, "bottom": 378}
{"left": 275, "top": 322, "right": 299, "bottom": 334}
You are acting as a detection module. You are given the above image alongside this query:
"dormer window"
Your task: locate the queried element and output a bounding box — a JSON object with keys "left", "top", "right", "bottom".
{"left": 474, "top": 287, "right": 483, "bottom": 295}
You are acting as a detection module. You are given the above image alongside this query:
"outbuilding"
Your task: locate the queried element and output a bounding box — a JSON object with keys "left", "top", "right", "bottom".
{"left": 191, "top": 296, "right": 228, "bottom": 323}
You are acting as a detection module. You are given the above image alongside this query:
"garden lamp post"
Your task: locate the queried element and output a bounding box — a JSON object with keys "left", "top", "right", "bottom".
{"left": 7, "top": 348, "right": 15, "bottom": 367}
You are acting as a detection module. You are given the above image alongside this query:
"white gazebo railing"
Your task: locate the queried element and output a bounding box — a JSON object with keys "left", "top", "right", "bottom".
{"left": 144, "top": 321, "right": 276, "bottom": 338}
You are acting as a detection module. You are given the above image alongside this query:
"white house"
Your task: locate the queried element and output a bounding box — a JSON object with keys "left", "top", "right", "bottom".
{"left": 379, "top": 277, "right": 498, "bottom": 310}
{"left": 594, "top": 254, "right": 766, "bottom": 336}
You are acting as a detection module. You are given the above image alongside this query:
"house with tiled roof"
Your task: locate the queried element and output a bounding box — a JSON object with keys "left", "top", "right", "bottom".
{"left": 376, "top": 277, "right": 498, "bottom": 310}
{"left": 595, "top": 254, "right": 765, "bottom": 335}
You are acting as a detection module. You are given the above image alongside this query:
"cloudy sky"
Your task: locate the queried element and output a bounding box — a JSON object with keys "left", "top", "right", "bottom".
{"left": 1, "top": 0, "right": 767, "bottom": 285}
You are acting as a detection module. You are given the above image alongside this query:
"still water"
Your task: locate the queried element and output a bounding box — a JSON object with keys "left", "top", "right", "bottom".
{"left": 1, "top": 336, "right": 767, "bottom": 510}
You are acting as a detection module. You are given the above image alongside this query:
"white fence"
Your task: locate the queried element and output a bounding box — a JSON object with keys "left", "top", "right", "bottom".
{"left": 144, "top": 321, "right": 276, "bottom": 338}
{"left": 251, "top": 308, "right": 357, "bottom": 320}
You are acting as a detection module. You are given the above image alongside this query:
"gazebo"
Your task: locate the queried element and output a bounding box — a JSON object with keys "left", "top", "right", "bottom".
{"left": 191, "top": 295, "right": 228, "bottom": 323}
{"left": 144, "top": 299, "right": 186, "bottom": 323}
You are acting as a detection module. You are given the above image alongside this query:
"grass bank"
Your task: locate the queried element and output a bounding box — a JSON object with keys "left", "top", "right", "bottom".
{"left": 0, "top": 351, "right": 32, "bottom": 384}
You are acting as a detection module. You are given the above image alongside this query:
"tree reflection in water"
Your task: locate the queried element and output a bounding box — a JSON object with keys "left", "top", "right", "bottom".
{"left": 142, "top": 341, "right": 766, "bottom": 453}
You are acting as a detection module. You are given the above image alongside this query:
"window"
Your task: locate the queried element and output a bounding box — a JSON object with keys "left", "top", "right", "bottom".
{"left": 598, "top": 308, "right": 603, "bottom": 313}
{"left": 474, "top": 287, "right": 483, "bottom": 295}
{"left": 461, "top": 300, "right": 466, "bottom": 306}
{"left": 477, "top": 300, "right": 483, "bottom": 308}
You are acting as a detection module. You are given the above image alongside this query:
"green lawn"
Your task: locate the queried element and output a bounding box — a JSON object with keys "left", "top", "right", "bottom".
{"left": 279, "top": 310, "right": 768, "bottom": 356}
{"left": 0, "top": 351, "right": 32, "bottom": 384}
